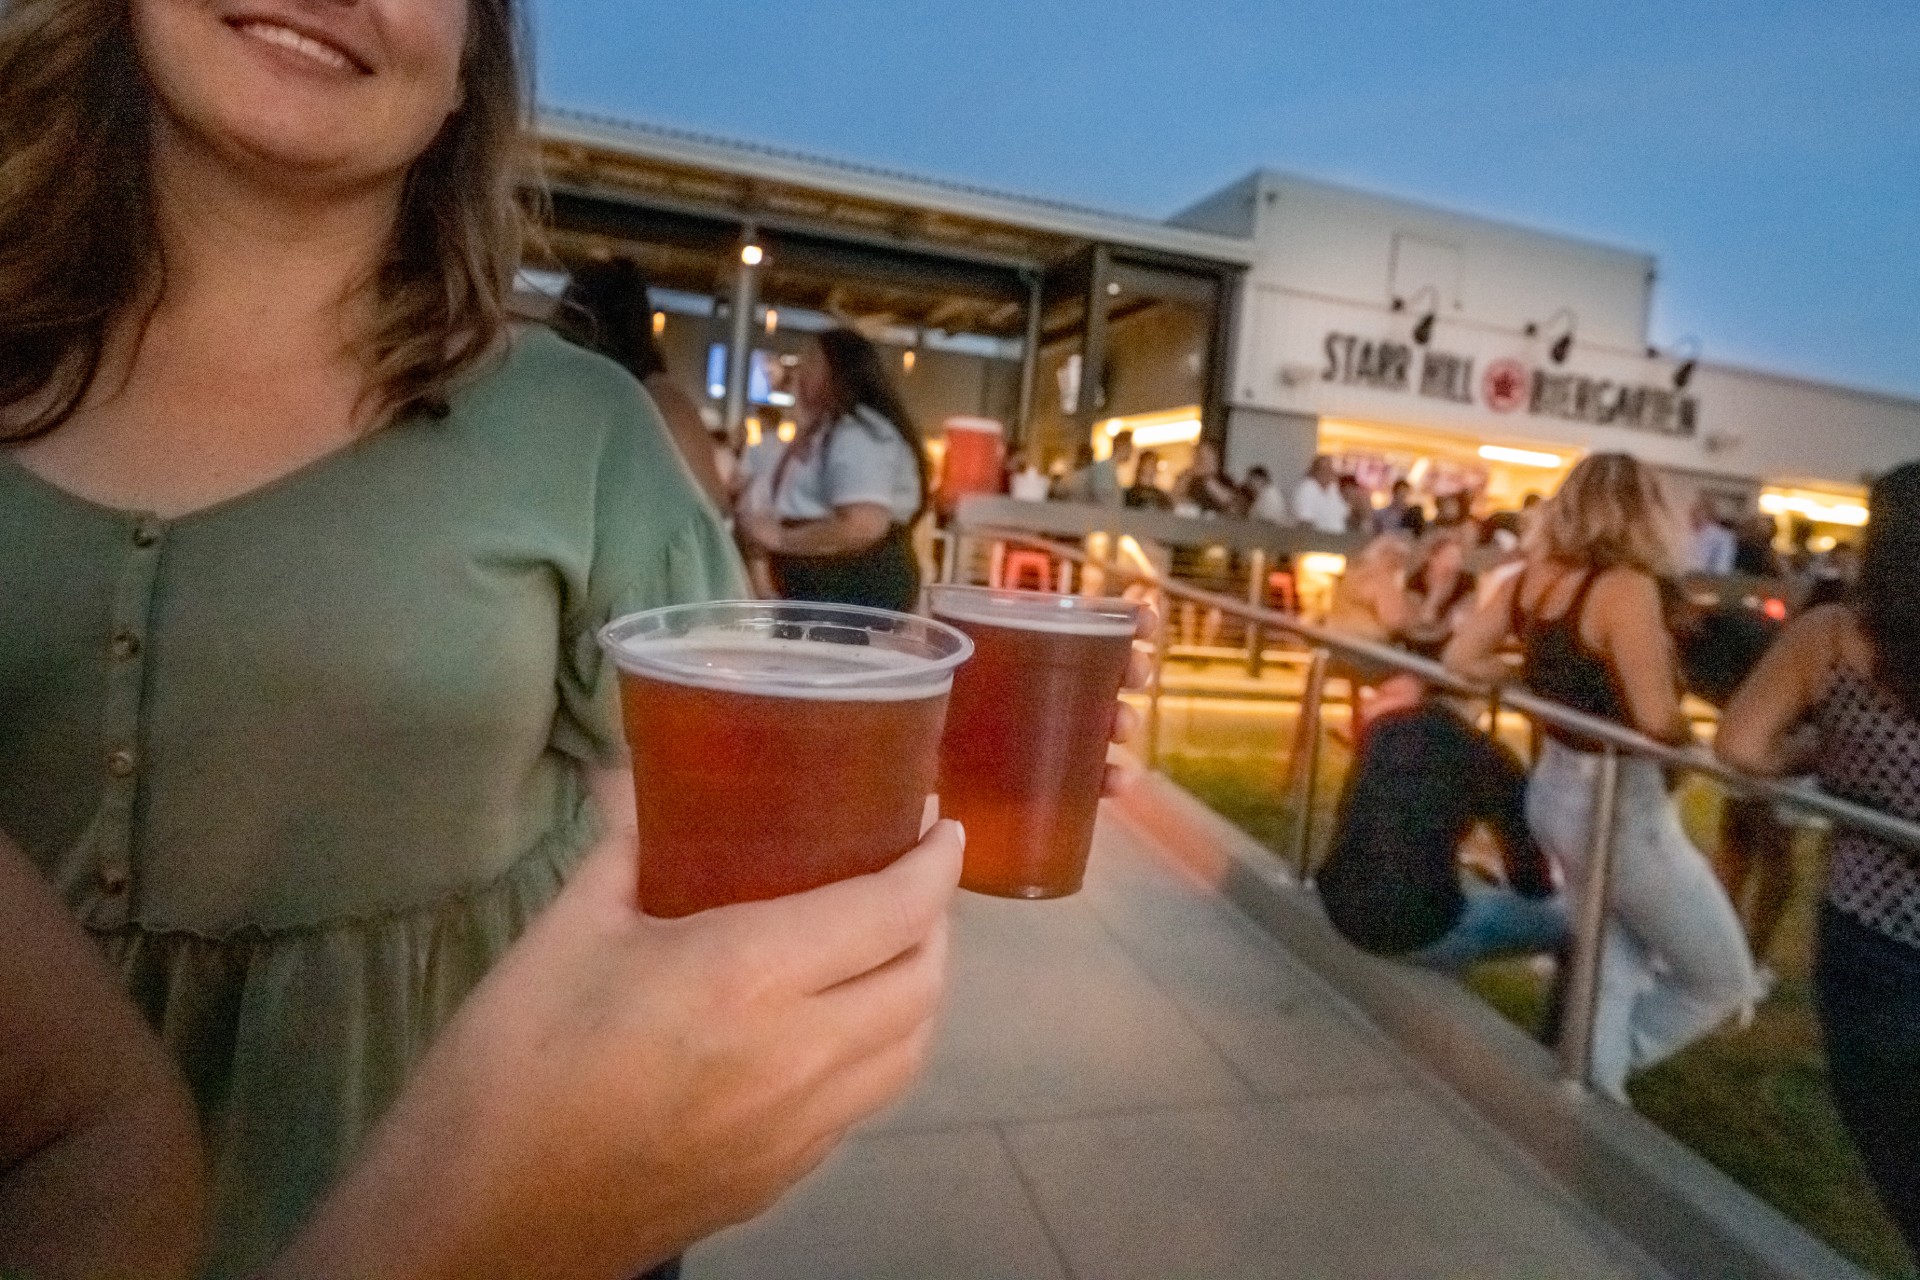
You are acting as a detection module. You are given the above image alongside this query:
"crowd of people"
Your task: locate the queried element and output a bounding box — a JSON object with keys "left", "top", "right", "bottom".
{"left": 1308, "top": 452, "right": 1920, "bottom": 1255}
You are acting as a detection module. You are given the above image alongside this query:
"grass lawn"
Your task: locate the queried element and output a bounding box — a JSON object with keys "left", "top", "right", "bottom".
{"left": 1159, "top": 731, "right": 1917, "bottom": 1280}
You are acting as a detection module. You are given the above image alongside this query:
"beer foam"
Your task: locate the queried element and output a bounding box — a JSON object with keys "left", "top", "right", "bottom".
{"left": 932, "top": 600, "right": 1138, "bottom": 637}
{"left": 615, "top": 631, "right": 953, "bottom": 701}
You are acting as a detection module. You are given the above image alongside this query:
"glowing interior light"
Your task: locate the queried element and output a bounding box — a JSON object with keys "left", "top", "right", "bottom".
{"left": 1298, "top": 553, "right": 1349, "bottom": 578}
{"left": 1478, "top": 444, "right": 1564, "bottom": 469}
{"left": 1103, "top": 417, "right": 1202, "bottom": 448}
{"left": 651, "top": 311, "right": 666, "bottom": 336}
{"left": 1757, "top": 491, "right": 1869, "bottom": 527}
{"left": 903, "top": 350, "right": 917, "bottom": 372}
{"left": 776, "top": 420, "right": 797, "bottom": 443}
{"left": 763, "top": 308, "right": 779, "bottom": 335}
{"left": 740, "top": 243, "right": 765, "bottom": 267}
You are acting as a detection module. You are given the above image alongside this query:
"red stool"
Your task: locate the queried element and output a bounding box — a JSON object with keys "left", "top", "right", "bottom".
{"left": 998, "top": 548, "right": 1055, "bottom": 592}
{"left": 1266, "top": 569, "right": 1298, "bottom": 614}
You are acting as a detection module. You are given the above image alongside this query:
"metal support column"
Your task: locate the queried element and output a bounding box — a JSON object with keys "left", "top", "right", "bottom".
{"left": 1558, "top": 745, "right": 1622, "bottom": 1091}
{"left": 1071, "top": 245, "right": 1112, "bottom": 443}
{"left": 1244, "top": 549, "right": 1268, "bottom": 677}
{"left": 939, "top": 526, "right": 962, "bottom": 585}
{"left": 1289, "top": 648, "right": 1331, "bottom": 881}
{"left": 1014, "top": 270, "right": 1044, "bottom": 451}
{"left": 1145, "top": 586, "right": 1170, "bottom": 769}
{"left": 722, "top": 230, "right": 761, "bottom": 437}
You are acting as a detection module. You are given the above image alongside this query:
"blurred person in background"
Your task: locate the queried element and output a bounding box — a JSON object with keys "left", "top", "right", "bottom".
{"left": 1687, "top": 495, "right": 1737, "bottom": 576}
{"left": 1328, "top": 533, "right": 1416, "bottom": 647}
{"left": 737, "top": 328, "right": 928, "bottom": 612}
{"left": 1445, "top": 454, "right": 1759, "bottom": 1103}
{"left": 1242, "top": 465, "right": 1287, "bottom": 524}
{"left": 1293, "top": 454, "right": 1349, "bottom": 533}
{"left": 1338, "top": 474, "right": 1373, "bottom": 533}
{"left": 1733, "top": 513, "right": 1781, "bottom": 577}
{"left": 1804, "top": 538, "right": 1858, "bottom": 608}
{"left": 1054, "top": 442, "right": 1102, "bottom": 503}
{"left": 0, "top": 1, "right": 953, "bottom": 1273}
{"left": 1717, "top": 461, "right": 1920, "bottom": 1259}
{"left": 1373, "top": 477, "right": 1426, "bottom": 537}
{"left": 1432, "top": 491, "right": 1474, "bottom": 533}
{"left": 1175, "top": 439, "right": 1243, "bottom": 516}
{"left": 1124, "top": 448, "right": 1174, "bottom": 510}
{"left": 1403, "top": 530, "right": 1478, "bottom": 658}
{"left": 1100, "top": 430, "right": 1134, "bottom": 506}
{"left": 555, "top": 257, "right": 729, "bottom": 514}
{"left": 1670, "top": 597, "right": 1796, "bottom": 979}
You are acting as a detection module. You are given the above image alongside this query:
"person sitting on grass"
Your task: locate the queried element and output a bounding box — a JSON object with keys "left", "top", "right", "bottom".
{"left": 1315, "top": 676, "right": 1568, "bottom": 974}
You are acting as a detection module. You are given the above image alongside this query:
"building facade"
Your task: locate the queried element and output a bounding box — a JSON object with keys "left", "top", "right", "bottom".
{"left": 532, "top": 109, "right": 1919, "bottom": 534}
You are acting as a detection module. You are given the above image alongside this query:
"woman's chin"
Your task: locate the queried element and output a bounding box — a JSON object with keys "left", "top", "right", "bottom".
{"left": 188, "top": 113, "right": 416, "bottom": 197}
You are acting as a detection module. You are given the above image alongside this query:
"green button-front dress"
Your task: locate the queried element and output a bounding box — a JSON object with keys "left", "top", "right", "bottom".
{"left": 0, "top": 327, "right": 746, "bottom": 1277}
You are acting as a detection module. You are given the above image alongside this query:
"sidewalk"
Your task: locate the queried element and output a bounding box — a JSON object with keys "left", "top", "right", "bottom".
{"left": 686, "top": 812, "right": 1659, "bottom": 1280}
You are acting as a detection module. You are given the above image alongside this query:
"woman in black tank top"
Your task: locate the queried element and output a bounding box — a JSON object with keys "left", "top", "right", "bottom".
{"left": 1509, "top": 566, "right": 1633, "bottom": 749}
{"left": 1445, "top": 454, "right": 1757, "bottom": 1101}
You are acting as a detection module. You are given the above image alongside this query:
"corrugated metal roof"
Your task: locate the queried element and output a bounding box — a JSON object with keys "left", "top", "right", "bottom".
{"left": 536, "top": 107, "right": 1256, "bottom": 266}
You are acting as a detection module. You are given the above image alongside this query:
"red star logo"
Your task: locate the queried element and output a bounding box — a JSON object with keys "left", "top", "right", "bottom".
{"left": 1483, "top": 359, "right": 1530, "bottom": 412}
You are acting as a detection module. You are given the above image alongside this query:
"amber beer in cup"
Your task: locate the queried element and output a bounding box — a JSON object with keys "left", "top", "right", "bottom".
{"left": 929, "top": 585, "right": 1140, "bottom": 898}
{"left": 600, "top": 602, "right": 972, "bottom": 918}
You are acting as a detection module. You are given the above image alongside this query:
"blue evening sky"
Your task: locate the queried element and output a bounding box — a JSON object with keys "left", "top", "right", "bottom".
{"left": 530, "top": 0, "right": 1920, "bottom": 401}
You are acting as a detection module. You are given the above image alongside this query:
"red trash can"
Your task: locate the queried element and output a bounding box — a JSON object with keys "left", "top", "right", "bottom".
{"left": 936, "top": 416, "right": 1007, "bottom": 520}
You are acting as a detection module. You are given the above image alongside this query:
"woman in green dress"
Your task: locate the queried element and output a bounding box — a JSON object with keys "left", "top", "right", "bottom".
{"left": 0, "top": 0, "right": 962, "bottom": 1274}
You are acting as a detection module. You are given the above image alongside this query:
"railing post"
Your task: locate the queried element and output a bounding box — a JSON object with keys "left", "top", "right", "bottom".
{"left": 1145, "top": 587, "right": 1170, "bottom": 769}
{"left": 1557, "top": 744, "right": 1622, "bottom": 1091}
{"left": 1244, "top": 548, "right": 1268, "bottom": 678}
{"left": 1289, "top": 647, "right": 1331, "bottom": 882}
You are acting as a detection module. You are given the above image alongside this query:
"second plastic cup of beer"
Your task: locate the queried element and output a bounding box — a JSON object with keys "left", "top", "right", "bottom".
{"left": 929, "top": 585, "right": 1141, "bottom": 899}
{"left": 600, "top": 602, "right": 972, "bottom": 917}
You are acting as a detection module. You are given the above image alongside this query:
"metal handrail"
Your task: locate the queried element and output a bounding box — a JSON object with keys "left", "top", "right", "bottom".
{"left": 960, "top": 525, "right": 1920, "bottom": 853}
{"left": 950, "top": 523, "right": 1920, "bottom": 1093}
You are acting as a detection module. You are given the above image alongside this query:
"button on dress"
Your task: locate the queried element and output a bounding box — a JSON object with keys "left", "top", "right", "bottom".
{"left": 0, "top": 328, "right": 746, "bottom": 1277}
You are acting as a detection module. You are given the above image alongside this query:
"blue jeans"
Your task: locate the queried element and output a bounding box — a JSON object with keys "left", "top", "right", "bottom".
{"left": 1406, "top": 878, "right": 1569, "bottom": 973}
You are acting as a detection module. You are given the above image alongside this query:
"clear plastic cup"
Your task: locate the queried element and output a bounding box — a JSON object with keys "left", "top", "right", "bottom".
{"left": 928, "top": 585, "right": 1141, "bottom": 898}
{"left": 601, "top": 601, "right": 973, "bottom": 917}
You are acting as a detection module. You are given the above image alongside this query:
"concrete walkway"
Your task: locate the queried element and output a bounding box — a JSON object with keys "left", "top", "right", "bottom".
{"left": 686, "top": 812, "right": 1660, "bottom": 1280}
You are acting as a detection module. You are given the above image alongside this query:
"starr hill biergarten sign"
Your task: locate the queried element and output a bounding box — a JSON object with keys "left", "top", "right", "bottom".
{"left": 1319, "top": 331, "right": 1698, "bottom": 438}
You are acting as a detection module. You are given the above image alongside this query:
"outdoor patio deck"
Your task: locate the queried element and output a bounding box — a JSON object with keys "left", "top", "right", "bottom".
{"left": 685, "top": 810, "right": 1661, "bottom": 1280}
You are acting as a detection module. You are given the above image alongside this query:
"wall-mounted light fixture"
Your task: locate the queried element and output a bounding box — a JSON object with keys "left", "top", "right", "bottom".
{"left": 1669, "top": 336, "right": 1701, "bottom": 389}
{"left": 1525, "top": 308, "right": 1577, "bottom": 364}
{"left": 1391, "top": 285, "right": 1441, "bottom": 346}
{"left": 740, "top": 242, "right": 765, "bottom": 267}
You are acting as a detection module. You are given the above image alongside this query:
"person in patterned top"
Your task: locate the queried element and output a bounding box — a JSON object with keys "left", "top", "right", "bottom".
{"left": 1718, "top": 460, "right": 1920, "bottom": 1261}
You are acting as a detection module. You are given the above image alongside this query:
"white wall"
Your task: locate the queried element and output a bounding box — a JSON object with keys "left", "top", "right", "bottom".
{"left": 1221, "top": 173, "right": 1655, "bottom": 353}
{"left": 1683, "top": 364, "right": 1920, "bottom": 487}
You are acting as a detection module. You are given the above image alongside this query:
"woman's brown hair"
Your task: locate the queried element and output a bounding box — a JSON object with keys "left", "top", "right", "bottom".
{"left": 0, "top": 0, "right": 534, "bottom": 441}
{"left": 1529, "top": 452, "right": 1680, "bottom": 578}
{"left": 806, "top": 327, "right": 930, "bottom": 515}
{"left": 1857, "top": 461, "right": 1920, "bottom": 719}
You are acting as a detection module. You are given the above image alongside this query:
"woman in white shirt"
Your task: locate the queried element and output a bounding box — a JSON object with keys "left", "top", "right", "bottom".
{"left": 739, "top": 329, "right": 928, "bottom": 612}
